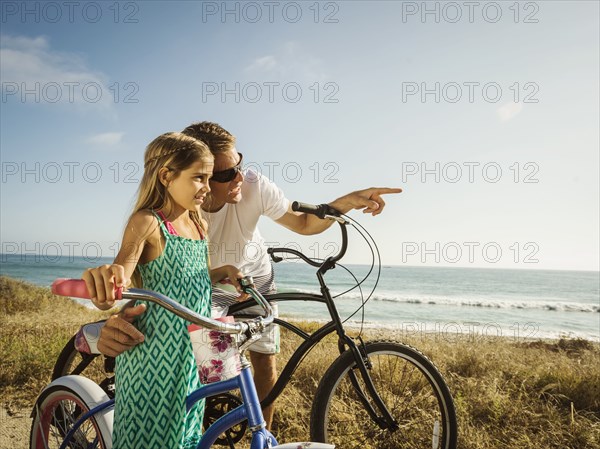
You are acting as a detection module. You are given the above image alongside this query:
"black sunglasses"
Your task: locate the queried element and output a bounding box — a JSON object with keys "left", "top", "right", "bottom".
{"left": 211, "top": 153, "right": 243, "bottom": 183}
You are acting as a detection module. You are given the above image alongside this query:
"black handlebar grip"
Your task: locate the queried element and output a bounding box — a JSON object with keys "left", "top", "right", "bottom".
{"left": 292, "top": 201, "right": 322, "bottom": 215}
{"left": 292, "top": 201, "right": 341, "bottom": 219}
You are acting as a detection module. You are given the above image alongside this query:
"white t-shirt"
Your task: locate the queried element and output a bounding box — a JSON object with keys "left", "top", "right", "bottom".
{"left": 205, "top": 169, "right": 290, "bottom": 277}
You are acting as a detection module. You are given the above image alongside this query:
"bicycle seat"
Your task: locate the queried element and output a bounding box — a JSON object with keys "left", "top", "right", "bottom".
{"left": 75, "top": 321, "right": 105, "bottom": 354}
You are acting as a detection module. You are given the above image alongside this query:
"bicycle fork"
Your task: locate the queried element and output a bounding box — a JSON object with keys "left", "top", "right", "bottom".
{"left": 318, "top": 259, "right": 398, "bottom": 433}
{"left": 338, "top": 336, "right": 399, "bottom": 432}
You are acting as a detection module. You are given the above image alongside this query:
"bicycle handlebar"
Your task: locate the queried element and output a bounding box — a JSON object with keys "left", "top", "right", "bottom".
{"left": 269, "top": 200, "right": 348, "bottom": 269}
{"left": 292, "top": 201, "right": 346, "bottom": 224}
{"left": 292, "top": 201, "right": 335, "bottom": 219}
{"left": 267, "top": 247, "right": 322, "bottom": 268}
{"left": 51, "top": 276, "right": 274, "bottom": 335}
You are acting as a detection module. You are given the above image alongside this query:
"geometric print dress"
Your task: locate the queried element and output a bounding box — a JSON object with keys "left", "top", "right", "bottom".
{"left": 113, "top": 210, "right": 212, "bottom": 449}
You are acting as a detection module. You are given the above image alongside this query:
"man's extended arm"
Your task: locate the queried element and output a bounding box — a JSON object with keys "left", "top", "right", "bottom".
{"left": 275, "top": 187, "right": 402, "bottom": 235}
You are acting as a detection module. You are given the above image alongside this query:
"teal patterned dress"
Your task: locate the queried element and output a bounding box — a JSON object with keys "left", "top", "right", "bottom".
{"left": 113, "top": 211, "right": 212, "bottom": 449}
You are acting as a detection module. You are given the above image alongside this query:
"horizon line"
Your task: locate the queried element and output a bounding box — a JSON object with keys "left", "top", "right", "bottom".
{"left": 1, "top": 253, "right": 598, "bottom": 274}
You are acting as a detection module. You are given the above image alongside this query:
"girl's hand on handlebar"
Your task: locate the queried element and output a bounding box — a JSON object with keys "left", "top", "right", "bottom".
{"left": 82, "top": 264, "right": 130, "bottom": 310}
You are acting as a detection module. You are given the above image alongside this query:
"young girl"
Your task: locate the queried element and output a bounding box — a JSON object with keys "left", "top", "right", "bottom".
{"left": 84, "top": 132, "right": 243, "bottom": 449}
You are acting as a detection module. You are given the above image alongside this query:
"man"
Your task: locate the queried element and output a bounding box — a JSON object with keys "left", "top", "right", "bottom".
{"left": 84, "top": 122, "right": 401, "bottom": 428}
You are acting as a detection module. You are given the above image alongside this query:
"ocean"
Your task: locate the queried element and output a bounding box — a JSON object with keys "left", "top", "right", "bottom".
{"left": 1, "top": 254, "right": 598, "bottom": 342}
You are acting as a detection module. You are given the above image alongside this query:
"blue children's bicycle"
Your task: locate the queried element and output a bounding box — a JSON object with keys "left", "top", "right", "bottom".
{"left": 30, "top": 275, "right": 334, "bottom": 449}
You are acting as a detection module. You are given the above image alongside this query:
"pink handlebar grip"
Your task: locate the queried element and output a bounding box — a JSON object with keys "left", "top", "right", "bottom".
{"left": 51, "top": 278, "right": 122, "bottom": 300}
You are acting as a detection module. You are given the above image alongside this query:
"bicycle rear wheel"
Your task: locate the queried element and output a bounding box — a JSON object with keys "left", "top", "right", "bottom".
{"left": 30, "top": 376, "right": 113, "bottom": 449}
{"left": 310, "top": 341, "right": 457, "bottom": 449}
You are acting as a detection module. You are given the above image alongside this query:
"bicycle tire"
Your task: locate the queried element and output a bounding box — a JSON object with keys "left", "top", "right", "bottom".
{"left": 30, "top": 375, "right": 113, "bottom": 449}
{"left": 310, "top": 340, "right": 457, "bottom": 449}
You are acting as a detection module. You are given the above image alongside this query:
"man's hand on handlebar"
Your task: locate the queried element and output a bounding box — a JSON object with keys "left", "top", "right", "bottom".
{"left": 211, "top": 265, "right": 249, "bottom": 301}
{"left": 97, "top": 303, "right": 146, "bottom": 357}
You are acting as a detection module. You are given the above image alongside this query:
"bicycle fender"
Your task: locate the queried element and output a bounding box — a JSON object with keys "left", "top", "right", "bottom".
{"left": 38, "top": 375, "right": 114, "bottom": 448}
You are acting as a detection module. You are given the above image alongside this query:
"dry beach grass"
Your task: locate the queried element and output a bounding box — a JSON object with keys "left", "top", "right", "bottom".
{"left": 1, "top": 276, "right": 599, "bottom": 448}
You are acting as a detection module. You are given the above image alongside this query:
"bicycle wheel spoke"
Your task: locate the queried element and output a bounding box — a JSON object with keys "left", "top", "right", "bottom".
{"left": 325, "top": 365, "right": 403, "bottom": 448}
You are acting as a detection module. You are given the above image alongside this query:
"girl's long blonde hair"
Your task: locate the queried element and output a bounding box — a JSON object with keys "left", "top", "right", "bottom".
{"left": 129, "top": 132, "right": 213, "bottom": 286}
{"left": 132, "top": 132, "right": 214, "bottom": 229}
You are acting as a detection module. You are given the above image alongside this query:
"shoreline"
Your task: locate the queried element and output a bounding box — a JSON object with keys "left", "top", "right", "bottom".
{"left": 280, "top": 315, "right": 600, "bottom": 343}
{"left": 2, "top": 254, "right": 599, "bottom": 273}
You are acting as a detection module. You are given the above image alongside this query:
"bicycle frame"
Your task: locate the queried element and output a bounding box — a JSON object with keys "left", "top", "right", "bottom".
{"left": 57, "top": 362, "right": 277, "bottom": 449}
{"left": 230, "top": 294, "right": 397, "bottom": 429}
{"left": 252, "top": 215, "right": 398, "bottom": 431}
{"left": 229, "top": 292, "right": 332, "bottom": 409}
{"left": 189, "top": 363, "right": 277, "bottom": 449}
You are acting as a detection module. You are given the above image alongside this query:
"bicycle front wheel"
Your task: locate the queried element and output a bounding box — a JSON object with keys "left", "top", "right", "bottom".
{"left": 310, "top": 341, "right": 457, "bottom": 449}
{"left": 30, "top": 376, "right": 113, "bottom": 449}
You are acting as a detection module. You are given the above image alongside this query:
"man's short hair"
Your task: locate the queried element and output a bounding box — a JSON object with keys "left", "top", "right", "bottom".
{"left": 182, "top": 122, "right": 236, "bottom": 154}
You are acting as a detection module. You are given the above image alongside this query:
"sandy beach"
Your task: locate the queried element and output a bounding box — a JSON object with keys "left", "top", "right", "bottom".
{"left": 1, "top": 406, "right": 30, "bottom": 449}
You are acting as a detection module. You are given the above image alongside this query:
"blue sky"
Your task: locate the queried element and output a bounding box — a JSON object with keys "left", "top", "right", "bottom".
{"left": 1, "top": 1, "right": 598, "bottom": 271}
